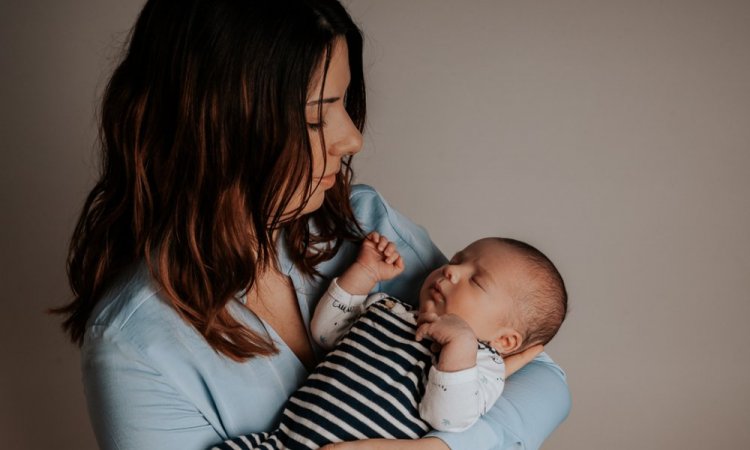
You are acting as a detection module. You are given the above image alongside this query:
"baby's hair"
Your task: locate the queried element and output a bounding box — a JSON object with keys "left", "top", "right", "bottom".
{"left": 495, "top": 238, "right": 567, "bottom": 350}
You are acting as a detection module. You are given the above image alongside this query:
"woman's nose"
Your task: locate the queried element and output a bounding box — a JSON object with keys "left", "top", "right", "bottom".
{"left": 329, "top": 113, "right": 363, "bottom": 157}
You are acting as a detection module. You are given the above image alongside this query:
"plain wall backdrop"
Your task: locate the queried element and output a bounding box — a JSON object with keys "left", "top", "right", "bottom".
{"left": 2, "top": 0, "right": 749, "bottom": 448}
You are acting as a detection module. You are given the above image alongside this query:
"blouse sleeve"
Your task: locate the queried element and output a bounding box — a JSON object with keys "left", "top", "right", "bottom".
{"left": 349, "top": 185, "right": 571, "bottom": 449}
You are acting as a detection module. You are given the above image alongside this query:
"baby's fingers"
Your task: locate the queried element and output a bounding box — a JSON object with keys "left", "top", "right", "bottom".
{"left": 366, "top": 231, "right": 381, "bottom": 244}
{"left": 376, "top": 235, "right": 390, "bottom": 252}
{"left": 383, "top": 242, "right": 400, "bottom": 263}
{"left": 417, "top": 311, "right": 438, "bottom": 326}
{"left": 415, "top": 322, "right": 432, "bottom": 342}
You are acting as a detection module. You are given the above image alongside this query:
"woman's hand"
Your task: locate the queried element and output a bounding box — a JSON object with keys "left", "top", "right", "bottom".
{"left": 321, "top": 437, "right": 449, "bottom": 450}
{"left": 504, "top": 344, "right": 544, "bottom": 377}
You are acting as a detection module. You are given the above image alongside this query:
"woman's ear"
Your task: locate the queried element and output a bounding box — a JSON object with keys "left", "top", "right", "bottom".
{"left": 491, "top": 328, "right": 523, "bottom": 355}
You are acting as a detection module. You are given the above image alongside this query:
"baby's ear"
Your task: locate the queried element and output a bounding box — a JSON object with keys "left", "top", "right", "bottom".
{"left": 492, "top": 328, "right": 523, "bottom": 355}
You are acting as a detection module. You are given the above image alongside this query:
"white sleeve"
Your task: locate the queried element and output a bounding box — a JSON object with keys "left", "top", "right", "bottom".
{"left": 419, "top": 347, "right": 506, "bottom": 432}
{"left": 310, "top": 278, "right": 368, "bottom": 350}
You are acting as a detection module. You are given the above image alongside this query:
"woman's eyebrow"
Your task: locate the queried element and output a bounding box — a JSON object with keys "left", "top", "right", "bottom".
{"left": 306, "top": 97, "right": 340, "bottom": 106}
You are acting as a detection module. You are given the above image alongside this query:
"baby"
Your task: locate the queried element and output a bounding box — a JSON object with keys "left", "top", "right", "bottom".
{"left": 214, "top": 232, "right": 567, "bottom": 450}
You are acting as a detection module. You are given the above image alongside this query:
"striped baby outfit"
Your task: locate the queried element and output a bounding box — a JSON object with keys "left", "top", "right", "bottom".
{"left": 212, "top": 297, "right": 434, "bottom": 450}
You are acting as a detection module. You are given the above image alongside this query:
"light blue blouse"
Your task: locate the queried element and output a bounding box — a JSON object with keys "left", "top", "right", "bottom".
{"left": 82, "top": 184, "right": 570, "bottom": 450}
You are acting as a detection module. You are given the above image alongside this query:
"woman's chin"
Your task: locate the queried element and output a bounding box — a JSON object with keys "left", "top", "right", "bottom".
{"left": 298, "top": 190, "right": 327, "bottom": 216}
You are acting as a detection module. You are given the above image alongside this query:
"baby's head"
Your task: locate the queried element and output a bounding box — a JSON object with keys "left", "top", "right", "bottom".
{"left": 419, "top": 237, "right": 567, "bottom": 356}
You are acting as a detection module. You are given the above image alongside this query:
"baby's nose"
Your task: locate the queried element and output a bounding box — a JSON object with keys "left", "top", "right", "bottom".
{"left": 442, "top": 265, "right": 459, "bottom": 283}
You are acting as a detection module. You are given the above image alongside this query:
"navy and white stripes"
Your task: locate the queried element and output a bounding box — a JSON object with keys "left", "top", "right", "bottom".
{"left": 212, "top": 298, "right": 434, "bottom": 450}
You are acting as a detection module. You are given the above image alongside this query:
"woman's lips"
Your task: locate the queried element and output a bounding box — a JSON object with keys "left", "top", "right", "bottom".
{"left": 318, "top": 172, "right": 337, "bottom": 188}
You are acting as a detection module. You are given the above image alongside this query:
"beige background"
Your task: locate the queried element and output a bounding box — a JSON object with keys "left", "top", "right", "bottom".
{"left": 2, "top": 0, "right": 749, "bottom": 448}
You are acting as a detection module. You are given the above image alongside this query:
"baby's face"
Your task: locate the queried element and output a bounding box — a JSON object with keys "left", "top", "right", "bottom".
{"left": 419, "top": 238, "right": 527, "bottom": 342}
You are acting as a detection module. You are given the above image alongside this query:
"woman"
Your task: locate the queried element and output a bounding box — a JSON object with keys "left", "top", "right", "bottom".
{"left": 55, "top": 1, "right": 570, "bottom": 449}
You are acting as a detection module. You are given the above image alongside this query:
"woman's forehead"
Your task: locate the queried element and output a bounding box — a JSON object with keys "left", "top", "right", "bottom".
{"left": 307, "top": 38, "right": 350, "bottom": 102}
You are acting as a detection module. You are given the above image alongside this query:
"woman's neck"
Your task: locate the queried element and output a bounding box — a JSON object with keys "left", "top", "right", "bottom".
{"left": 245, "top": 264, "right": 316, "bottom": 371}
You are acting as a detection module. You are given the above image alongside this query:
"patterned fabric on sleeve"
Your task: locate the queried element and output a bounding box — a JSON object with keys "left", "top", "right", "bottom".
{"left": 420, "top": 342, "right": 505, "bottom": 432}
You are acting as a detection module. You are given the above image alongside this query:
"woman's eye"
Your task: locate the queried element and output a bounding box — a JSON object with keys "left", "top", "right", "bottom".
{"left": 307, "top": 121, "right": 326, "bottom": 131}
{"left": 471, "top": 277, "right": 484, "bottom": 290}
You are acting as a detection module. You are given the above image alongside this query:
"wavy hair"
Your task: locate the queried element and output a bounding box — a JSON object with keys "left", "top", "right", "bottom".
{"left": 53, "top": 0, "right": 366, "bottom": 360}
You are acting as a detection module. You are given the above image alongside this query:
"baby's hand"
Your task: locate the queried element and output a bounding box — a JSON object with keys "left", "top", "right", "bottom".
{"left": 337, "top": 232, "right": 405, "bottom": 295}
{"left": 415, "top": 313, "right": 476, "bottom": 346}
{"left": 355, "top": 232, "right": 405, "bottom": 283}
{"left": 416, "top": 313, "right": 478, "bottom": 372}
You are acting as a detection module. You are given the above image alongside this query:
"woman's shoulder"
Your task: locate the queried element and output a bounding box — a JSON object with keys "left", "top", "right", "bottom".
{"left": 350, "top": 183, "right": 378, "bottom": 196}
{"left": 348, "top": 183, "right": 383, "bottom": 213}
{"left": 345, "top": 184, "right": 446, "bottom": 301}
{"left": 81, "top": 263, "right": 257, "bottom": 382}
{"left": 349, "top": 184, "right": 435, "bottom": 254}
{"left": 349, "top": 184, "right": 410, "bottom": 233}
{"left": 83, "top": 264, "right": 199, "bottom": 353}
{"left": 86, "top": 264, "right": 160, "bottom": 329}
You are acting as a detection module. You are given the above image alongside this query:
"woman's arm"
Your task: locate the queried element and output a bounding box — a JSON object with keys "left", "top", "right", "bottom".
{"left": 322, "top": 437, "right": 449, "bottom": 450}
{"left": 426, "top": 353, "right": 571, "bottom": 449}
{"left": 319, "top": 353, "right": 569, "bottom": 450}
{"left": 349, "top": 185, "right": 571, "bottom": 449}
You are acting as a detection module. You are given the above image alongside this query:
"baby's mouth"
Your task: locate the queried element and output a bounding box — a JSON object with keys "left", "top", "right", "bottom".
{"left": 429, "top": 282, "right": 446, "bottom": 304}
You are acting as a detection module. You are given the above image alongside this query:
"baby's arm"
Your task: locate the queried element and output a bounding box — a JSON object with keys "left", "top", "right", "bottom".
{"left": 310, "top": 278, "right": 369, "bottom": 350}
{"left": 311, "top": 232, "right": 404, "bottom": 349}
{"left": 416, "top": 313, "right": 478, "bottom": 372}
{"left": 416, "top": 314, "right": 505, "bottom": 432}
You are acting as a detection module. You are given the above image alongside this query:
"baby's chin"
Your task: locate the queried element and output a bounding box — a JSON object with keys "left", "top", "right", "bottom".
{"left": 417, "top": 299, "right": 429, "bottom": 314}
{"left": 419, "top": 283, "right": 430, "bottom": 309}
{"left": 416, "top": 288, "right": 431, "bottom": 313}
{"left": 417, "top": 287, "right": 443, "bottom": 316}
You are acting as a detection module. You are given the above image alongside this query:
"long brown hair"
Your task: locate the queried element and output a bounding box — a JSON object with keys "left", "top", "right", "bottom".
{"left": 53, "top": 0, "right": 366, "bottom": 361}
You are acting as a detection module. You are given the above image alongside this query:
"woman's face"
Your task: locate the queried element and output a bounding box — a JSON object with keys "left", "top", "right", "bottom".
{"left": 285, "top": 37, "right": 363, "bottom": 218}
